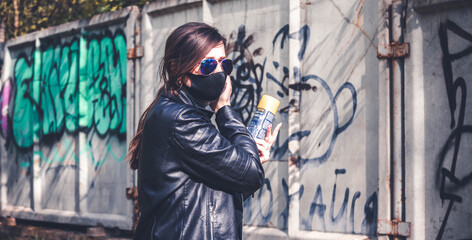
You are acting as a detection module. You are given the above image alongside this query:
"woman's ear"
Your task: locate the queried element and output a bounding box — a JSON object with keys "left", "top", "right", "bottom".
{"left": 182, "top": 75, "right": 191, "bottom": 88}
{"left": 170, "top": 61, "right": 177, "bottom": 72}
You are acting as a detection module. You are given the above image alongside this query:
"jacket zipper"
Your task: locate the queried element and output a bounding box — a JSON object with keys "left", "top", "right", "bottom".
{"left": 209, "top": 203, "right": 214, "bottom": 240}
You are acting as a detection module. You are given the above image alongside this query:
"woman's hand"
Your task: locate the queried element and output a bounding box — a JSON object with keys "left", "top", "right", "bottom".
{"left": 256, "top": 123, "right": 282, "bottom": 164}
{"left": 210, "top": 76, "right": 232, "bottom": 113}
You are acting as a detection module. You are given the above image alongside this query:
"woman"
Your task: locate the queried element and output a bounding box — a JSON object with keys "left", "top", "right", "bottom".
{"left": 127, "top": 22, "right": 281, "bottom": 240}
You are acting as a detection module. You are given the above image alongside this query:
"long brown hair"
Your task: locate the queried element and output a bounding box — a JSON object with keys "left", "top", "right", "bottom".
{"left": 127, "top": 22, "right": 226, "bottom": 170}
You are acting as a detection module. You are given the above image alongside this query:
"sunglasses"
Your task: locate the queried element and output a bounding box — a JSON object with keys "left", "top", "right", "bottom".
{"left": 199, "top": 58, "right": 233, "bottom": 75}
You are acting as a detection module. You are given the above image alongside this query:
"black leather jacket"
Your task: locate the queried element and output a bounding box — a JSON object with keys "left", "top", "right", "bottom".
{"left": 134, "top": 89, "right": 265, "bottom": 240}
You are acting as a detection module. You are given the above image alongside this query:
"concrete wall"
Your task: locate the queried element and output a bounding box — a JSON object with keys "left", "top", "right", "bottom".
{"left": 141, "top": 0, "right": 382, "bottom": 239}
{"left": 407, "top": 0, "right": 472, "bottom": 239}
{"left": 0, "top": 7, "right": 139, "bottom": 230}
{"left": 0, "top": 0, "right": 471, "bottom": 239}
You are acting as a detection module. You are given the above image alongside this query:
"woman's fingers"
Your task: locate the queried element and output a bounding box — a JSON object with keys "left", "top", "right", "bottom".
{"left": 255, "top": 139, "right": 270, "bottom": 150}
{"left": 210, "top": 76, "right": 232, "bottom": 113}
{"left": 264, "top": 123, "right": 282, "bottom": 146}
{"left": 255, "top": 139, "right": 270, "bottom": 164}
{"left": 270, "top": 123, "right": 282, "bottom": 144}
{"left": 265, "top": 124, "right": 272, "bottom": 142}
{"left": 256, "top": 122, "right": 282, "bottom": 164}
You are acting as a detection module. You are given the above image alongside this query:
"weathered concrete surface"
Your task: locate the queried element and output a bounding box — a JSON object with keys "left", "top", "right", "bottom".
{"left": 0, "top": 7, "right": 138, "bottom": 230}
{"left": 406, "top": 4, "right": 472, "bottom": 240}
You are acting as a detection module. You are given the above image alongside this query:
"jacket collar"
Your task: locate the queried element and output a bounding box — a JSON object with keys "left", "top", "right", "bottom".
{"left": 165, "top": 88, "right": 214, "bottom": 118}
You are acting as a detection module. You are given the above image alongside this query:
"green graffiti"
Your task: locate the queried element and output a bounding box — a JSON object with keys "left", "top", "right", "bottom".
{"left": 79, "top": 33, "right": 127, "bottom": 136}
{"left": 11, "top": 29, "right": 127, "bottom": 149}
{"left": 12, "top": 56, "right": 34, "bottom": 147}
{"left": 29, "top": 139, "right": 126, "bottom": 169}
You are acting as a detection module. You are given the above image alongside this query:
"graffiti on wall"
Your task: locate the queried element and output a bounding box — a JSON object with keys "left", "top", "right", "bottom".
{"left": 0, "top": 29, "right": 127, "bottom": 170}
{"left": 229, "top": 24, "right": 377, "bottom": 235}
{"left": 436, "top": 20, "right": 472, "bottom": 240}
{"left": 228, "top": 24, "right": 357, "bottom": 165}
{"left": 299, "top": 169, "right": 377, "bottom": 235}
{"left": 226, "top": 24, "right": 265, "bottom": 125}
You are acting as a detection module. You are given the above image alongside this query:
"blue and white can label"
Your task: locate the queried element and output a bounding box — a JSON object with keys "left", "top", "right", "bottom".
{"left": 248, "top": 107, "right": 275, "bottom": 140}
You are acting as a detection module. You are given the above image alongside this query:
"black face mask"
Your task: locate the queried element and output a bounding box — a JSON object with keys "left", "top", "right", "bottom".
{"left": 184, "top": 72, "right": 227, "bottom": 101}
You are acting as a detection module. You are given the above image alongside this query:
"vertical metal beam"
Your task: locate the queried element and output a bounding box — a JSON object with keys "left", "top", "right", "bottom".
{"left": 125, "top": 6, "right": 141, "bottom": 229}
{"left": 288, "top": 0, "right": 301, "bottom": 237}
{"left": 32, "top": 144, "right": 42, "bottom": 211}
{"left": 390, "top": 0, "right": 406, "bottom": 239}
{"left": 406, "top": 5, "right": 426, "bottom": 239}
{"left": 378, "top": 2, "right": 393, "bottom": 239}
{"left": 32, "top": 38, "right": 42, "bottom": 212}
{"left": 78, "top": 32, "right": 89, "bottom": 215}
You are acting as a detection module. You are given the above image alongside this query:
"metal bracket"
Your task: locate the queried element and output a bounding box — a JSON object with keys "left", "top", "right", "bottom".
{"left": 127, "top": 46, "right": 144, "bottom": 59}
{"left": 378, "top": 219, "right": 411, "bottom": 237}
{"left": 377, "top": 42, "right": 410, "bottom": 59}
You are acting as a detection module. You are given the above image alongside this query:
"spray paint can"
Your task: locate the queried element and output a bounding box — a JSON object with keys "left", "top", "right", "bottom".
{"left": 248, "top": 95, "right": 280, "bottom": 140}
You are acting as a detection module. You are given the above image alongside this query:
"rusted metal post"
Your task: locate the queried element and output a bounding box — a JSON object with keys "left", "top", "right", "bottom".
{"left": 390, "top": 0, "right": 406, "bottom": 239}
{"left": 126, "top": 187, "right": 139, "bottom": 231}
{"left": 126, "top": 7, "right": 141, "bottom": 231}
{"left": 378, "top": 0, "right": 411, "bottom": 238}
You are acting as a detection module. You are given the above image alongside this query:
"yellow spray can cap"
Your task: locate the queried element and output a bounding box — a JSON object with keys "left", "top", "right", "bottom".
{"left": 257, "top": 95, "right": 280, "bottom": 115}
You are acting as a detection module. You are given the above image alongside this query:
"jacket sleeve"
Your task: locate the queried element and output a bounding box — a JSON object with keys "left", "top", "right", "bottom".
{"left": 170, "top": 105, "right": 264, "bottom": 193}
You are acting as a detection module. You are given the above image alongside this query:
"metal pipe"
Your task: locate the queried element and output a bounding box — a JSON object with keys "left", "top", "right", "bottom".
{"left": 389, "top": 0, "right": 406, "bottom": 239}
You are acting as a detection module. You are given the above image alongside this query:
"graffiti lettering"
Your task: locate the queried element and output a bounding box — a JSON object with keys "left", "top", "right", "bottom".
{"left": 300, "top": 169, "right": 377, "bottom": 235}
{"left": 227, "top": 25, "right": 265, "bottom": 125}
{"left": 228, "top": 24, "right": 357, "bottom": 166}
{"left": 8, "top": 29, "right": 126, "bottom": 149}
{"left": 293, "top": 76, "right": 357, "bottom": 166}
{"left": 436, "top": 20, "right": 472, "bottom": 240}
{"left": 229, "top": 23, "right": 370, "bottom": 234}
{"left": 1, "top": 29, "right": 127, "bottom": 169}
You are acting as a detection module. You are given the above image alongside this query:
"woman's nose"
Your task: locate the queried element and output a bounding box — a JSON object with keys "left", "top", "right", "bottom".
{"left": 214, "top": 61, "right": 224, "bottom": 73}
